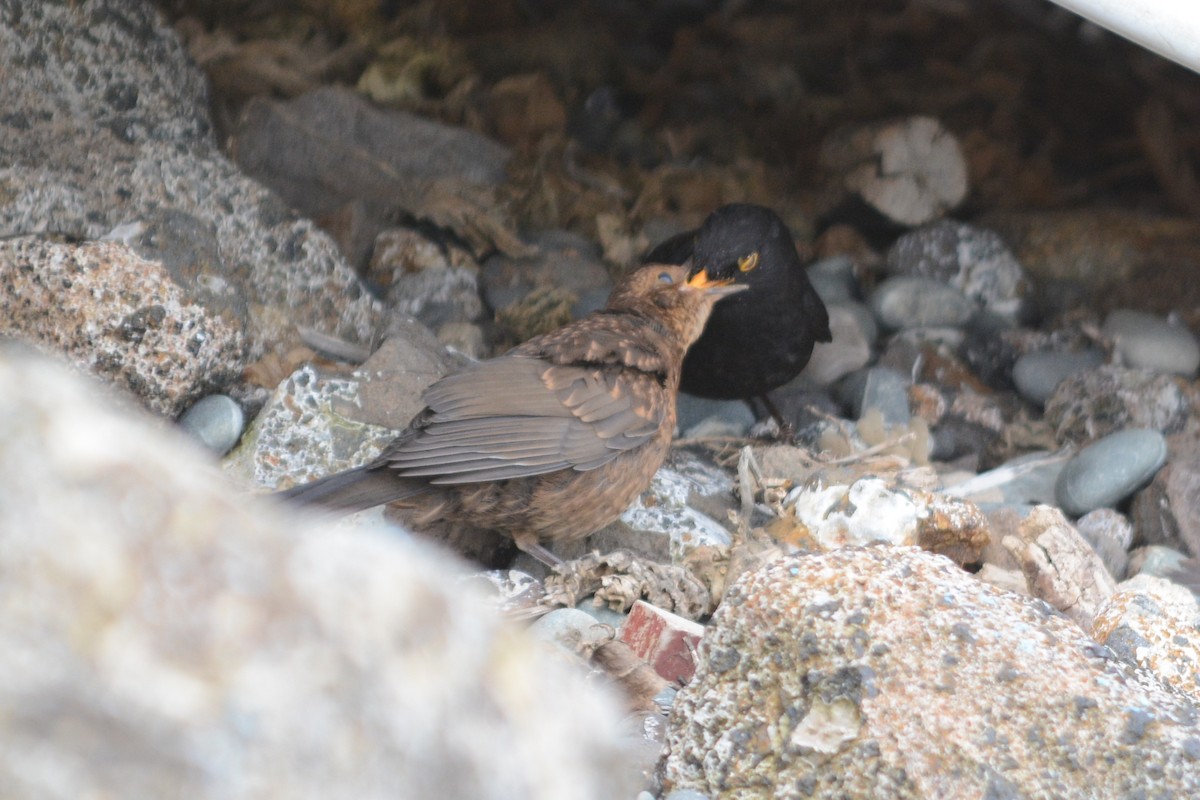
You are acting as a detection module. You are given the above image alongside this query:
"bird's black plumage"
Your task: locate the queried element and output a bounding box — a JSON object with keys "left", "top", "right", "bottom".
{"left": 644, "top": 203, "right": 832, "bottom": 401}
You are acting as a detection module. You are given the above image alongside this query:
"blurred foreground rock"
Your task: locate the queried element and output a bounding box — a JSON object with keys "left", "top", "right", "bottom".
{"left": 0, "top": 344, "right": 638, "bottom": 800}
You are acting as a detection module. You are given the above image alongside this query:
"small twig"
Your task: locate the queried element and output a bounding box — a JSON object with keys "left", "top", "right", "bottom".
{"left": 820, "top": 431, "right": 917, "bottom": 465}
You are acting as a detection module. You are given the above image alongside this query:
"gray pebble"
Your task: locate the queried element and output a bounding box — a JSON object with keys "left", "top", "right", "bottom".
{"left": 1012, "top": 348, "right": 1105, "bottom": 406}
{"left": 676, "top": 393, "right": 755, "bottom": 439}
{"left": 1127, "top": 545, "right": 1190, "bottom": 579}
{"left": 806, "top": 255, "right": 858, "bottom": 304}
{"left": 869, "top": 276, "right": 975, "bottom": 331}
{"left": 577, "top": 600, "right": 628, "bottom": 629}
{"left": 837, "top": 366, "right": 910, "bottom": 424}
{"left": 527, "top": 608, "right": 611, "bottom": 654}
{"left": 1103, "top": 309, "right": 1200, "bottom": 376}
{"left": 799, "top": 301, "right": 874, "bottom": 388}
{"left": 860, "top": 366, "right": 910, "bottom": 425}
{"left": 178, "top": 394, "right": 244, "bottom": 455}
{"left": 1055, "top": 428, "right": 1168, "bottom": 516}
{"left": 1075, "top": 508, "right": 1133, "bottom": 580}
{"left": 663, "top": 792, "right": 712, "bottom": 800}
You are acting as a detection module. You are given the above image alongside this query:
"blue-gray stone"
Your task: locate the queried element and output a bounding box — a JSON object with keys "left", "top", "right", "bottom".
{"left": 860, "top": 367, "right": 910, "bottom": 425}
{"left": 1102, "top": 309, "right": 1200, "bottom": 376}
{"left": 179, "top": 394, "right": 244, "bottom": 455}
{"left": 1075, "top": 508, "right": 1132, "bottom": 580}
{"left": 1012, "top": 349, "right": 1105, "bottom": 406}
{"left": 662, "top": 791, "right": 712, "bottom": 800}
{"left": 807, "top": 255, "right": 858, "bottom": 304}
{"left": 1055, "top": 428, "right": 1168, "bottom": 516}
{"left": 869, "top": 276, "right": 976, "bottom": 331}
{"left": 839, "top": 300, "right": 879, "bottom": 349}
{"left": 676, "top": 393, "right": 755, "bottom": 438}
{"left": 528, "top": 608, "right": 607, "bottom": 653}
{"left": 1127, "top": 545, "right": 1189, "bottom": 579}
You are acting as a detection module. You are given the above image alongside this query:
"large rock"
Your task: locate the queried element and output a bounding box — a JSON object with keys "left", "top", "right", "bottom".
{"left": 662, "top": 547, "right": 1200, "bottom": 798}
{"left": 0, "top": 238, "right": 246, "bottom": 416}
{"left": 0, "top": 344, "right": 638, "bottom": 799}
{"left": 0, "top": 0, "right": 379, "bottom": 362}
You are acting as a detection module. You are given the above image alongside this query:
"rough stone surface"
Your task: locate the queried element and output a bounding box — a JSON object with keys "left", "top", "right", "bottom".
{"left": 1045, "top": 366, "right": 1191, "bottom": 446}
{"left": 786, "top": 476, "right": 989, "bottom": 565}
{"left": 0, "top": 0, "right": 380, "bottom": 357}
{"left": 1002, "top": 505, "right": 1117, "bottom": 626}
{"left": 0, "top": 238, "right": 245, "bottom": 416}
{"left": 885, "top": 220, "right": 1029, "bottom": 321}
{"left": 1075, "top": 508, "right": 1134, "bottom": 580}
{"left": 227, "top": 323, "right": 451, "bottom": 492}
{"left": 662, "top": 547, "right": 1200, "bottom": 798}
{"left": 0, "top": 344, "right": 639, "bottom": 799}
{"left": 1131, "top": 443, "right": 1200, "bottom": 558}
{"left": 1092, "top": 576, "right": 1200, "bottom": 701}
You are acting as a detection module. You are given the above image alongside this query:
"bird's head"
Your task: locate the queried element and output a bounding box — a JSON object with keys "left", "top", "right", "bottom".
{"left": 688, "top": 202, "right": 795, "bottom": 288}
{"left": 607, "top": 262, "right": 747, "bottom": 348}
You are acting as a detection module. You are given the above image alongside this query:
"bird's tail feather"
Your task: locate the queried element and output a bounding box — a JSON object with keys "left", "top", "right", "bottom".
{"left": 277, "top": 467, "right": 426, "bottom": 514}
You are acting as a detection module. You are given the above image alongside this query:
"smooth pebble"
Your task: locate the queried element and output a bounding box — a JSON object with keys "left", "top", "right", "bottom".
{"left": 1103, "top": 309, "right": 1200, "bottom": 376}
{"left": 1012, "top": 348, "right": 1105, "bottom": 405}
{"left": 868, "top": 276, "right": 975, "bottom": 331}
{"left": 1055, "top": 428, "right": 1168, "bottom": 516}
{"left": 178, "top": 394, "right": 245, "bottom": 455}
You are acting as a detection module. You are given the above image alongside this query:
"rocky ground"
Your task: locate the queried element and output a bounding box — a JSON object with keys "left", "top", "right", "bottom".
{"left": 4, "top": 0, "right": 1200, "bottom": 797}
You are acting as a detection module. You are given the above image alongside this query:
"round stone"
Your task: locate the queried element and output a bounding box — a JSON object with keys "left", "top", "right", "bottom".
{"left": 1103, "top": 309, "right": 1200, "bottom": 376}
{"left": 1012, "top": 348, "right": 1105, "bottom": 406}
{"left": 1055, "top": 428, "right": 1168, "bottom": 516}
{"left": 178, "top": 394, "right": 245, "bottom": 455}
{"left": 806, "top": 255, "right": 858, "bottom": 304}
{"left": 868, "top": 276, "right": 975, "bottom": 331}
{"left": 886, "top": 220, "right": 1029, "bottom": 321}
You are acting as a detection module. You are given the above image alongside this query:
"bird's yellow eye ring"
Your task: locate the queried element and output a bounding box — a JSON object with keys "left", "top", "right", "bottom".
{"left": 738, "top": 252, "right": 760, "bottom": 272}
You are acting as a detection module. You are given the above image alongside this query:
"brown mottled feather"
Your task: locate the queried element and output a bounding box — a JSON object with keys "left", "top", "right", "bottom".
{"left": 278, "top": 263, "right": 743, "bottom": 564}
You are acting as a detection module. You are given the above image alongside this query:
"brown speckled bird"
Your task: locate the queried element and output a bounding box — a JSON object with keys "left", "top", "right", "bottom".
{"left": 279, "top": 263, "right": 745, "bottom": 565}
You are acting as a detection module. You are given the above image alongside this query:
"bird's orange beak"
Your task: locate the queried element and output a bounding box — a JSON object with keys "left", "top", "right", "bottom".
{"left": 687, "top": 267, "right": 748, "bottom": 297}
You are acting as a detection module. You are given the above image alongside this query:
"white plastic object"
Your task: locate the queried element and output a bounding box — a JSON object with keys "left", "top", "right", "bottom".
{"left": 1047, "top": 0, "right": 1200, "bottom": 73}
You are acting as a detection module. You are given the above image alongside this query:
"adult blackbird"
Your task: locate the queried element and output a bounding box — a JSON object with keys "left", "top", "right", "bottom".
{"left": 279, "top": 263, "right": 745, "bottom": 565}
{"left": 644, "top": 203, "right": 831, "bottom": 421}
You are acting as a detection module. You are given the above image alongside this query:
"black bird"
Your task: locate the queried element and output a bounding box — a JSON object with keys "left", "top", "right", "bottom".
{"left": 644, "top": 203, "right": 832, "bottom": 424}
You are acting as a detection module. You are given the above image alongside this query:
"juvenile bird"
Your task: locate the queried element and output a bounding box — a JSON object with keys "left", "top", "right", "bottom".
{"left": 644, "top": 203, "right": 832, "bottom": 424}
{"left": 279, "top": 263, "right": 744, "bottom": 565}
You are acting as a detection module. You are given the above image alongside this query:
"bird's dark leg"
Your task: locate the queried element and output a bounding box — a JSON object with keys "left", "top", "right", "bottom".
{"left": 758, "top": 393, "right": 796, "bottom": 443}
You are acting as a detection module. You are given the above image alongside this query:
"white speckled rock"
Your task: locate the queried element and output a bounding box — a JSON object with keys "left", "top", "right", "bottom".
{"left": 0, "top": 344, "right": 638, "bottom": 800}
{"left": 662, "top": 547, "right": 1200, "bottom": 798}
{"left": 1045, "top": 366, "right": 1190, "bottom": 446}
{"left": 1092, "top": 576, "right": 1200, "bottom": 700}
{"left": 0, "top": 0, "right": 380, "bottom": 358}
{"left": 0, "top": 239, "right": 246, "bottom": 416}
{"left": 1104, "top": 309, "right": 1200, "bottom": 376}
{"left": 885, "top": 220, "right": 1030, "bottom": 321}
{"left": 785, "top": 476, "right": 989, "bottom": 565}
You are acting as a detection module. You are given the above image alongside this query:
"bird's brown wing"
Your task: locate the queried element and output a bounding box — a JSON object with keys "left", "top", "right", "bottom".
{"left": 377, "top": 354, "right": 665, "bottom": 484}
